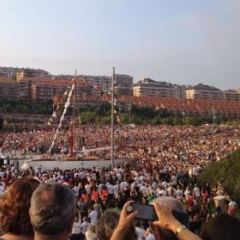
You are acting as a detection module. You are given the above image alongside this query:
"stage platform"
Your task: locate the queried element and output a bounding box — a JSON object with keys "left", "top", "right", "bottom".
{"left": 17, "top": 157, "right": 133, "bottom": 170}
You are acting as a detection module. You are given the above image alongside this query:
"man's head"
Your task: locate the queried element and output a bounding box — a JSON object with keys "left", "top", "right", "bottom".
{"left": 29, "top": 183, "right": 76, "bottom": 238}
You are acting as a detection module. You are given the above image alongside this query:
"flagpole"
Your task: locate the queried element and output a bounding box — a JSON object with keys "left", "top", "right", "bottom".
{"left": 111, "top": 67, "right": 115, "bottom": 169}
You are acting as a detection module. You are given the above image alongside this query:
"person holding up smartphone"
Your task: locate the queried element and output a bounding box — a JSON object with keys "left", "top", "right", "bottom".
{"left": 110, "top": 200, "right": 201, "bottom": 240}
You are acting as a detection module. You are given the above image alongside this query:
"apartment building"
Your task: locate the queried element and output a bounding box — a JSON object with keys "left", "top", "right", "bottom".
{"left": 79, "top": 75, "right": 111, "bottom": 94}
{"left": 16, "top": 68, "right": 49, "bottom": 82}
{"left": 78, "top": 73, "right": 133, "bottom": 96}
{"left": 0, "top": 78, "right": 18, "bottom": 100}
{"left": 223, "top": 90, "right": 240, "bottom": 101}
{"left": 186, "top": 84, "right": 224, "bottom": 100}
{"left": 133, "top": 78, "right": 183, "bottom": 98}
{"left": 114, "top": 74, "right": 133, "bottom": 96}
{"left": 31, "top": 78, "right": 93, "bottom": 101}
{"left": 0, "top": 67, "right": 16, "bottom": 77}
{"left": 17, "top": 80, "right": 32, "bottom": 100}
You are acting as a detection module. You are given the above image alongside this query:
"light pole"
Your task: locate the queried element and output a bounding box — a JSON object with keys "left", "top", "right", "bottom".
{"left": 111, "top": 67, "right": 115, "bottom": 169}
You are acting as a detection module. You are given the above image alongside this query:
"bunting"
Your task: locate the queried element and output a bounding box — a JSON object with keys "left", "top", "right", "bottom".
{"left": 48, "top": 81, "right": 76, "bottom": 153}
{"left": 48, "top": 88, "right": 71, "bottom": 126}
{"left": 110, "top": 96, "right": 122, "bottom": 125}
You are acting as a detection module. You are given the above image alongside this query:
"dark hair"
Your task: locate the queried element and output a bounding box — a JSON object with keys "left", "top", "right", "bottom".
{"left": 96, "top": 210, "right": 137, "bottom": 240}
{"left": 30, "top": 183, "right": 76, "bottom": 235}
{"left": 0, "top": 178, "right": 40, "bottom": 235}
{"left": 200, "top": 214, "right": 240, "bottom": 240}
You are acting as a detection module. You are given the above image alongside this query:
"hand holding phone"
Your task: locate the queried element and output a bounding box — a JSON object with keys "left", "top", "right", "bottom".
{"left": 127, "top": 203, "right": 157, "bottom": 221}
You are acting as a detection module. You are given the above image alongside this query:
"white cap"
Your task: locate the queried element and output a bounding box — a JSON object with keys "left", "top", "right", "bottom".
{"left": 229, "top": 201, "right": 238, "bottom": 209}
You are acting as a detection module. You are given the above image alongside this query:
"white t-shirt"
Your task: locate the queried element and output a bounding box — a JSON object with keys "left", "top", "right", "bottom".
{"left": 140, "top": 185, "right": 148, "bottom": 195}
{"left": 120, "top": 181, "right": 129, "bottom": 191}
{"left": 107, "top": 184, "right": 114, "bottom": 194}
{"left": 72, "top": 186, "right": 80, "bottom": 196}
{"left": 85, "top": 184, "right": 91, "bottom": 194}
{"left": 135, "top": 227, "right": 145, "bottom": 240}
{"left": 113, "top": 184, "right": 119, "bottom": 196}
{"left": 0, "top": 185, "right": 4, "bottom": 194}
{"left": 193, "top": 187, "right": 200, "bottom": 197}
{"left": 146, "top": 233, "right": 155, "bottom": 240}
{"left": 72, "top": 221, "right": 82, "bottom": 234}
{"left": 81, "top": 221, "right": 90, "bottom": 234}
{"left": 157, "top": 189, "right": 167, "bottom": 197}
{"left": 88, "top": 210, "right": 98, "bottom": 226}
{"left": 175, "top": 189, "right": 183, "bottom": 199}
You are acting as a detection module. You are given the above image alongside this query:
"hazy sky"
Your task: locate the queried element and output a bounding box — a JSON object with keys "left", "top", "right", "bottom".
{"left": 0, "top": 0, "right": 240, "bottom": 89}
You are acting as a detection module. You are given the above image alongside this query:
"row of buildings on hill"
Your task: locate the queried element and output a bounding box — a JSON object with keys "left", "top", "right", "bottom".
{"left": 0, "top": 67, "right": 133, "bottom": 101}
{"left": 0, "top": 67, "right": 239, "bottom": 102}
{"left": 133, "top": 78, "right": 240, "bottom": 101}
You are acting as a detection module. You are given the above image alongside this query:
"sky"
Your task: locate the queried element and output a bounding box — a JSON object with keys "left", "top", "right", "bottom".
{"left": 0, "top": 0, "right": 240, "bottom": 90}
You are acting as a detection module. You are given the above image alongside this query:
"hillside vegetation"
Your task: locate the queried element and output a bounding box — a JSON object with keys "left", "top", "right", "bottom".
{"left": 1, "top": 99, "right": 239, "bottom": 126}
{"left": 198, "top": 149, "right": 240, "bottom": 202}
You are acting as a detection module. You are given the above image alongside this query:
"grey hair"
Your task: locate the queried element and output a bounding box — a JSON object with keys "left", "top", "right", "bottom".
{"left": 30, "top": 183, "right": 76, "bottom": 235}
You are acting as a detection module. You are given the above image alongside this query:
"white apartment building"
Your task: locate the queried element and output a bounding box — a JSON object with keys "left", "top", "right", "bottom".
{"left": 133, "top": 78, "right": 184, "bottom": 99}
{"left": 224, "top": 90, "right": 240, "bottom": 101}
{"left": 186, "top": 84, "right": 224, "bottom": 100}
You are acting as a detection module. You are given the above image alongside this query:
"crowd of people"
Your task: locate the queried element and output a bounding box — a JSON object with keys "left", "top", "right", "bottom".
{"left": 0, "top": 124, "right": 240, "bottom": 239}
{"left": 1, "top": 125, "right": 240, "bottom": 164}
{"left": 0, "top": 162, "right": 239, "bottom": 240}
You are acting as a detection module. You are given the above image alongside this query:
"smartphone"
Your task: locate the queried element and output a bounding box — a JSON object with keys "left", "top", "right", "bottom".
{"left": 132, "top": 203, "right": 157, "bottom": 221}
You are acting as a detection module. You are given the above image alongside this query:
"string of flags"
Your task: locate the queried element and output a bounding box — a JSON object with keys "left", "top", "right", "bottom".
{"left": 48, "top": 87, "right": 71, "bottom": 126}
{"left": 109, "top": 95, "right": 122, "bottom": 125}
{"left": 48, "top": 81, "right": 76, "bottom": 153}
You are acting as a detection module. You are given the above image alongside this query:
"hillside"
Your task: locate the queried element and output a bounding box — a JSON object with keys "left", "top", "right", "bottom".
{"left": 198, "top": 149, "right": 240, "bottom": 201}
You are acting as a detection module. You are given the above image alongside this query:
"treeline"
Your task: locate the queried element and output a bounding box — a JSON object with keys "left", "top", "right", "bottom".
{"left": 0, "top": 99, "right": 239, "bottom": 126}
{"left": 79, "top": 103, "right": 237, "bottom": 126}
{"left": 0, "top": 99, "right": 53, "bottom": 114}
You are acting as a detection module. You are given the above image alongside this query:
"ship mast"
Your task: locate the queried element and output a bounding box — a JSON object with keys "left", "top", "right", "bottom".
{"left": 69, "top": 70, "right": 77, "bottom": 157}
{"left": 111, "top": 67, "right": 115, "bottom": 169}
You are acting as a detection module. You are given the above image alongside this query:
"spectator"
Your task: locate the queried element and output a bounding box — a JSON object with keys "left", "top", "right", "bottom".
{"left": 227, "top": 201, "right": 238, "bottom": 216}
{"left": 200, "top": 214, "right": 240, "bottom": 240}
{"left": 29, "top": 183, "right": 76, "bottom": 240}
{"left": 80, "top": 217, "right": 90, "bottom": 235}
{"left": 0, "top": 178, "right": 40, "bottom": 240}
{"left": 96, "top": 209, "right": 137, "bottom": 240}
{"left": 85, "top": 225, "right": 97, "bottom": 240}
{"left": 88, "top": 205, "right": 99, "bottom": 227}
{"left": 70, "top": 214, "right": 84, "bottom": 240}
{"left": 110, "top": 200, "right": 201, "bottom": 240}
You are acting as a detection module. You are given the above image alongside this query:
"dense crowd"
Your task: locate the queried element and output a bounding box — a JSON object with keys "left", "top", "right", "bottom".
{"left": 0, "top": 161, "right": 239, "bottom": 240}
{"left": 1, "top": 125, "right": 240, "bottom": 164}
{"left": 0, "top": 124, "right": 240, "bottom": 239}
{"left": 0, "top": 158, "right": 237, "bottom": 239}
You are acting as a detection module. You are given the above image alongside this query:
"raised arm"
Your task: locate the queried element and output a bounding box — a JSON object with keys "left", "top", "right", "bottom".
{"left": 110, "top": 201, "right": 137, "bottom": 240}
{"left": 152, "top": 201, "right": 202, "bottom": 240}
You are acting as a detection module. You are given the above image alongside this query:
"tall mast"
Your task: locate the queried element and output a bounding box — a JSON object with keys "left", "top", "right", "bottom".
{"left": 111, "top": 67, "right": 115, "bottom": 169}
{"left": 69, "top": 70, "right": 77, "bottom": 157}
